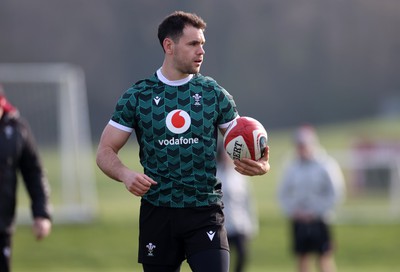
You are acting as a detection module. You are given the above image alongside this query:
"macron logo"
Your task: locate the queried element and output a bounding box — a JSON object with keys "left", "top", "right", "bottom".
{"left": 206, "top": 231, "right": 216, "bottom": 241}
{"left": 154, "top": 96, "right": 161, "bottom": 105}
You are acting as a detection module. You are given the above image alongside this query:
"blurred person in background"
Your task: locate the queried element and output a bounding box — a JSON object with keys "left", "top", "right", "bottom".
{"left": 216, "top": 144, "right": 259, "bottom": 272}
{"left": 0, "top": 85, "right": 52, "bottom": 272}
{"left": 278, "top": 125, "right": 345, "bottom": 272}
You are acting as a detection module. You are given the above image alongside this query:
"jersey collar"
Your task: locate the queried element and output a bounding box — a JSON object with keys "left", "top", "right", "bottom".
{"left": 156, "top": 68, "right": 193, "bottom": 86}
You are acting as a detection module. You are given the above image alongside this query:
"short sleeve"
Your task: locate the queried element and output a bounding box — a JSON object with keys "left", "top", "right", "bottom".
{"left": 110, "top": 87, "right": 137, "bottom": 131}
{"left": 216, "top": 87, "right": 238, "bottom": 127}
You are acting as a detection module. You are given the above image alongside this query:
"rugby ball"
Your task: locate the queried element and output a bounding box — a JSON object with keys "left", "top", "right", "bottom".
{"left": 223, "top": 116, "right": 268, "bottom": 161}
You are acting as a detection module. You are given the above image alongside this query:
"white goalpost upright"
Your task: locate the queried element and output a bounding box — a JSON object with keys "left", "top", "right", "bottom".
{"left": 333, "top": 143, "right": 400, "bottom": 223}
{"left": 0, "top": 63, "right": 97, "bottom": 223}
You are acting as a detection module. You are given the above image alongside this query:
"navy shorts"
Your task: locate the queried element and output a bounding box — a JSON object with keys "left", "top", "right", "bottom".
{"left": 138, "top": 200, "right": 229, "bottom": 266}
{"left": 291, "top": 219, "right": 333, "bottom": 255}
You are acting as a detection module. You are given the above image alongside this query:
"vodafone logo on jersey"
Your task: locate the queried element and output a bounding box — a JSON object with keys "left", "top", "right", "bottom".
{"left": 159, "top": 109, "right": 199, "bottom": 146}
{"left": 166, "top": 110, "right": 191, "bottom": 134}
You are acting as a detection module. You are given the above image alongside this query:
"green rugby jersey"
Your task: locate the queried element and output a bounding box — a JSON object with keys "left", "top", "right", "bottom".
{"left": 110, "top": 71, "right": 238, "bottom": 208}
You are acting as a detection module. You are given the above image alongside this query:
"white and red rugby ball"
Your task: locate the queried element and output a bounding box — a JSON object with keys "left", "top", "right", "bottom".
{"left": 223, "top": 116, "right": 268, "bottom": 161}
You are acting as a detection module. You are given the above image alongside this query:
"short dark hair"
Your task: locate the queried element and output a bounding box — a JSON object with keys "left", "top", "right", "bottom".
{"left": 157, "top": 11, "right": 206, "bottom": 50}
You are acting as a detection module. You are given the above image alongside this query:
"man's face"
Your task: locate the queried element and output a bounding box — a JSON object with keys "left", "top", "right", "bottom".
{"left": 172, "top": 25, "right": 205, "bottom": 75}
{"left": 296, "top": 142, "right": 314, "bottom": 160}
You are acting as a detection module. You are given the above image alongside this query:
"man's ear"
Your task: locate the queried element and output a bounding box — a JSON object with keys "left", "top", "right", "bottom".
{"left": 163, "top": 38, "right": 174, "bottom": 55}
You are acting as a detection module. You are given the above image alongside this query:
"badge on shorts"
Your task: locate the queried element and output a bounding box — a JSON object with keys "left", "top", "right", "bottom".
{"left": 206, "top": 231, "right": 216, "bottom": 241}
{"left": 146, "top": 243, "right": 156, "bottom": 256}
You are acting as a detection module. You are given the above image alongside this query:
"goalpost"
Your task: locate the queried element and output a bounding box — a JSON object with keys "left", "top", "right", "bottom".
{"left": 0, "top": 63, "right": 97, "bottom": 224}
{"left": 333, "top": 142, "right": 400, "bottom": 224}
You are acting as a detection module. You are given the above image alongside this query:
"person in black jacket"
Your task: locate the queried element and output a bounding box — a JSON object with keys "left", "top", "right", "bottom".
{"left": 0, "top": 85, "right": 52, "bottom": 272}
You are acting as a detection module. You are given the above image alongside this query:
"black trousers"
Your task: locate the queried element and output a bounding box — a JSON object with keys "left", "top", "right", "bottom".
{"left": 0, "top": 232, "right": 11, "bottom": 272}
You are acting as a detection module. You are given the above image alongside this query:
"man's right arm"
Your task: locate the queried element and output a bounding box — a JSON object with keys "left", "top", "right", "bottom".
{"left": 96, "top": 124, "right": 157, "bottom": 196}
{"left": 96, "top": 124, "right": 131, "bottom": 182}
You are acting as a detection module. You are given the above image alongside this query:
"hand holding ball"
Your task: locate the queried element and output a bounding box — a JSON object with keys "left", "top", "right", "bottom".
{"left": 223, "top": 117, "right": 268, "bottom": 161}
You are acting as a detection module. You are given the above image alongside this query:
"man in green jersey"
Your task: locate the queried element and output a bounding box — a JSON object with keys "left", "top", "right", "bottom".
{"left": 96, "top": 11, "right": 270, "bottom": 272}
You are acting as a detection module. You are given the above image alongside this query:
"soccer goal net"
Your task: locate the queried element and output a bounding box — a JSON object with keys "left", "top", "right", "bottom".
{"left": 0, "top": 63, "right": 97, "bottom": 224}
{"left": 333, "top": 140, "right": 400, "bottom": 224}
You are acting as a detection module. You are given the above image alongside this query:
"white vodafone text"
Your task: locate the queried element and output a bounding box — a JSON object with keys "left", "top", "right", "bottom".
{"left": 158, "top": 136, "right": 199, "bottom": 146}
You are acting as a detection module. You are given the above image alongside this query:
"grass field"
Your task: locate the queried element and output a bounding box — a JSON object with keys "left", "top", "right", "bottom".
{"left": 12, "top": 116, "right": 400, "bottom": 272}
